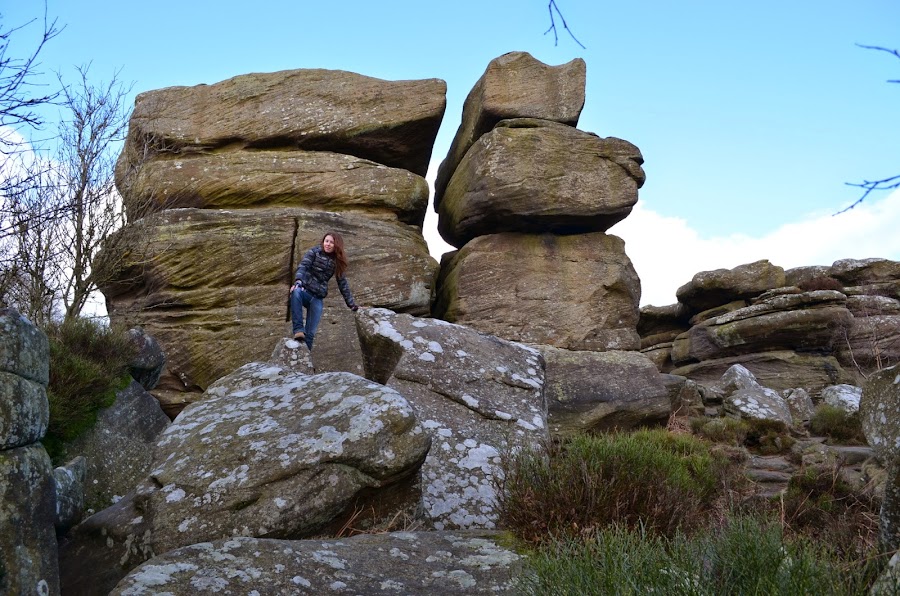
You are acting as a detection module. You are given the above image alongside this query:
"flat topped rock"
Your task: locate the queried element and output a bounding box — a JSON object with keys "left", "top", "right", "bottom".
{"left": 119, "top": 68, "right": 447, "bottom": 177}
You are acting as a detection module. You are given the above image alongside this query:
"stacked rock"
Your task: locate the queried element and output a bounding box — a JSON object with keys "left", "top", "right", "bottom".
{"left": 0, "top": 308, "right": 58, "bottom": 595}
{"left": 99, "top": 69, "right": 447, "bottom": 415}
{"left": 640, "top": 258, "right": 900, "bottom": 395}
{"left": 432, "top": 52, "right": 668, "bottom": 435}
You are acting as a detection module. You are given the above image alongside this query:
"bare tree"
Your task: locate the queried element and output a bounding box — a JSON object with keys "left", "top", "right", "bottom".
{"left": 53, "top": 65, "right": 132, "bottom": 320}
{"left": 836, "top": 44, "right": 899, "bottom": 214}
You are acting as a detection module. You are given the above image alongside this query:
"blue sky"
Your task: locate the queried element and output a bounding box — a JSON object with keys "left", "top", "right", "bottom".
{"left": 5, "top": 0, "right": 899, "bottom": 305}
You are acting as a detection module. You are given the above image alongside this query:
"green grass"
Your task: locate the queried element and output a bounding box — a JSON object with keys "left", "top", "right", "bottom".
{"left": 517, "top": 516, "right": 883, "bottom": 596}
{"left": 42, "top": 317, "right": 136, "bottom": 464}
{"left": 497, "top": 430, "right": 738, "bottom": 543}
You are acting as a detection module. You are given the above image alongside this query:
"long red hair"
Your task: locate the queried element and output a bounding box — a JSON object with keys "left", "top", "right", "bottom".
{"left": 323, "top": 232, "right": 349, "bottom": 278}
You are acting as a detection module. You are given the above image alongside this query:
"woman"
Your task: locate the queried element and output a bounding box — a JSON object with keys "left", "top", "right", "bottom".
{"left": 290, "top": 232, "right": 359, "bottom": 350}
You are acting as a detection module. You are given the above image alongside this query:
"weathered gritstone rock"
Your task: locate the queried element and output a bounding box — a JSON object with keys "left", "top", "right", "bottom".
{"left": 860, "top": 365, "right": 900, "bottom": 466}
{"left": 670, "top": 296, "right": 853, "bottom": 365}
{"left": 117, "top": 68, "right": 447, "bottom": 177}
{"left": 64, "top": 380, "right": 170, "bottom": 512}
{"left": 830, "top": 258, "right": 900, "bottom": 286}
{"left": 438, "top": 119, "right": 644, "bottom": 247}
{"left": 638, "top": 302, "right": 691, "bottom": 337}
{"left": 126, "top": 327, "right": 165, "bottom": 391}
{"left": 836, "top": 313, "right": 900, "bottom": 378}
{"left": 783, "top": 388, "right": 814, "bottom": 424}
{"left": 540, "top": 346, "right": 669, "bottom": 436}
{"left": 0, "top": 444, "right": 59, "bottom": 596}
{"left": 435, "top": 51, "right": 586, "bottom": 205}
{"left": 356, "top": 309, "right": 546, "bottom": 530}
{"left": 120, "top": 150, "right": 429, "bottom": 225}
{"left": 111, "top": 531, "right": 524, "bottom": 595}
{"left": 0, "top": 307, "right": 49, "bottom": 385}
{"left": 714, "top": 365, "right": 793, "bottom": 426}
{"left": 860, "top": 365, "right": 900, "bottom": 551}
{"left": 53, "top": 456, "right": 86, "bottom": 533}
{"left": 671, "top": 350, "right": 854, "bottom": 398}
{"left": 433, "top": 232, "right": 640, "bottom": 352}
{"left": 97, "top": 207, "right": 437, "bottom": 414}
{"left": 821, "top": 384, "right": 862, "bottom": 413}
{"left": 143, "top": 368, "right": 430, "bottom": 554}
{"left": 0, "top": 371, "right": 49, "bottom": 450}
{"left": 676, "top": 260, "right": 786, "bottom": 314}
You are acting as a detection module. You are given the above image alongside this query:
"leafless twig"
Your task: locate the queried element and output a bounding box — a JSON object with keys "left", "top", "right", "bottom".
{"left": 544, "top": 1, "right": 586, "bottom": 49}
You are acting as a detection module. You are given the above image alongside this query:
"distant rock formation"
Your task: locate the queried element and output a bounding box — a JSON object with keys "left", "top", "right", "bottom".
{"left": 639, "top": 258, "right": 900, "bottom": 394}
{"left": 99, "top": 69, "right": 448, "bottom": 415}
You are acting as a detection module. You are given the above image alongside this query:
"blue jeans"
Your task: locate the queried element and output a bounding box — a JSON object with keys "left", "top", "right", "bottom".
{"left": 290, "top": 287, "right": 323, "bottom": 350}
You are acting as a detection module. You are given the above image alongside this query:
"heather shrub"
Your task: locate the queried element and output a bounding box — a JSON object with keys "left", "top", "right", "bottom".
{"left": 690, "top": 416, "right": 749, "bottom": 446}
{"left": 744, "top": 418, "right": 795, "bottom": 455}
{"left": 497, "top": 429, "right": 736, "bottom": 543}
{"left": 798, "top": 276, "right": 845, "bottom": 292}
{"left": 42, "top": 317, "right": 136, "bottom": 463}
{"left": 809, "top": 404, "right": 866, "bottom": 444}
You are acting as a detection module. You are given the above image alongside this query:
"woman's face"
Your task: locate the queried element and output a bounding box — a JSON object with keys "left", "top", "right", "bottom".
{"left": 322, "top": 235, "right": 335, "bottom": 253}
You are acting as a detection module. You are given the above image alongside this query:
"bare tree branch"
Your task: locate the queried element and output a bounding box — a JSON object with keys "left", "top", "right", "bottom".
{"left": 544, "top": 1, "right": 586, "bottom": 49}
{"left": 855, "top": 44, "right": 900, "bottom": 83}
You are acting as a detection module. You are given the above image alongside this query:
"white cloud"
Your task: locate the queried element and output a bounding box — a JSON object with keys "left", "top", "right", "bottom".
{"left": 611, "top": 189, "right": 900, "bottom": 307}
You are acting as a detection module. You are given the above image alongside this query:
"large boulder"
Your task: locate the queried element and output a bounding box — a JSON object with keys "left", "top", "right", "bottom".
{"left": 438, "top": 119, "right": 644, "bottom": 247}
{"left": 63, "top": 379, "right": 170, "bottom": 512}
{"left": 0, "top": 371, "right": 48, "bottom": 450}
{"left": 111, "top": 531, "right": 524, "bottom": 595}
{"left": 97, "top": 208, "right": 438, "bottom": 415}
{"left": 120, "top": 150, "right": 429, "bottom": 225}
{"left": 355, "top": 309, "right": 546, "bottom": 530}
{"left": 435, "top": 51, "right": 586, "bottom": 204}
{"left": 117, "top": 68, "right": 447, "bottom": 178}
{"left": 540, "top": 346, "right": 669, "bottom": 436}
{"left": 140, "top": 366, "right": 430, "bottom": 554}
{"left": 675, "top": 260, "right": 786, "bottom": 314}
{"left": 670, "top": 291, "right": 853, "bottom": 365}
{"left": 433, "top": 232, "right": 641, "bottom": 351}
{"left": 0, "top": 307, "right": 49, "bottom": 385}
{"left": 0, "top": 444, "right": 59, "bottom": 596}
{"left": 126, "top": 327, "right": 165, "bottom": 391}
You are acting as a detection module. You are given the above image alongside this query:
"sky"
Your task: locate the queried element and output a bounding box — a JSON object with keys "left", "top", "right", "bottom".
{"left": 4, "top": 0, "right": 899, "bottom": 307}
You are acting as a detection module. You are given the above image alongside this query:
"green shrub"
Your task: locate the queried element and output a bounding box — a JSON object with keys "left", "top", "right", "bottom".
{"left": 517, "top": 515, "right": 882, "bottom": 596}
{"left": 497, "top": 430, "right": 737, "bottom": 543}
{"left": 42, "top": 317, "right": 136, "bottom": 464}
{"left": 744, "top": 418, "right": 795, "bottom": 455}
{"left": 691, "top": 416, "right": 749, "bottom": 446}
{"left": 810, "top": 404, "right": 867, "bottom": 444}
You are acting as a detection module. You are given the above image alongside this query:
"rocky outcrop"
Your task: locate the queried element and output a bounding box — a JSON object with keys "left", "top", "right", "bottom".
{"left": 860, "top": 365, "right": 900, "bottom": 550}
{"left": 117, "top": 69, "right": 446, "bottom": 180}
{"left": 99, "top": 208, "right": 438, "bottom": 416}
{"left": 0, "top": 308, "right": 58, "bottom": 595}
{"left": 641, "top": 258, "right": 900, "bottom": 393}
{"left": 433, "top": 232, "right": 641, "bottom": 352}
{"left": 355, "top": 308, "right": 547, "bottom": 530}
{"left": 111, "top": 531, "right": 524, "bottom": 595}
{"left": 100, "top": 67, "right": 445, "bottom": 418}
{"left": 434, "top": 51, "right": 586, "bottom": 205}
{"left": 59, "top": 353, "right": 431, "bottom": 594}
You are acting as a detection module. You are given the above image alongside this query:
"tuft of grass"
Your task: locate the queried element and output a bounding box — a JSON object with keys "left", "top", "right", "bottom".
{"left": 810, "top": 404, "right": 867, "bottom": 444}
{"left": 517, "top": 515, "right": 883, "bottom": 596}
{"left": 42, "top": 317, "right": 137, "bottom": 464}
{"left": 691, "top": 416, "right": 749, "bottom": 446}
{"left": 497, "top": 429, "right": 738, "bottom": 543}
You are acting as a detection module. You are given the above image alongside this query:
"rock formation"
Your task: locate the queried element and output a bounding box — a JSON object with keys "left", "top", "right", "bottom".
{"left": 99, "top": 68, "right": 448, "bottom": 415}
{"left": 640, "top": 258, "right": 900, "bottom": 394}
{"left": 0, "top": 308, "right": 58, "bottom": 595}
{"left": 431, "top": 51, "right": 664, "bottom": 434}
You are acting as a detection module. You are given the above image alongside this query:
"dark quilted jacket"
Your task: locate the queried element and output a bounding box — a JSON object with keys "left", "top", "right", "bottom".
{"left": 294, "top": 246, "right": 357, "bottom": 308}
